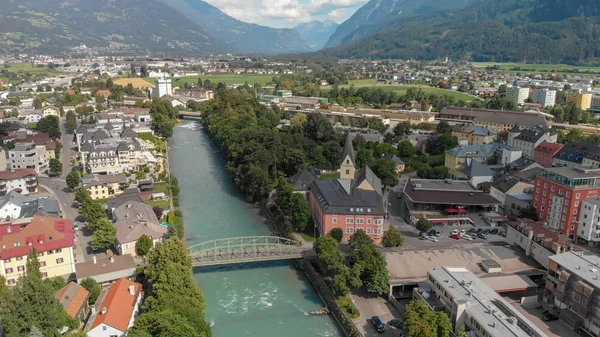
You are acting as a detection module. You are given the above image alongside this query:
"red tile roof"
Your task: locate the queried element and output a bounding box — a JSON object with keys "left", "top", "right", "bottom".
{"left": 535, "top": 141, "right": 564, "bottom": 155}
{"left": 0, "top": 216, "right": 74, "bottom": 259}
{"left": 0, "top": 169, "right": 37, "bottom": 180}
{"left": 91, "top": 278, "right": 142, "bottom": 332}
{"left": 54, "top": 282, "right": 90, "bottom": 318}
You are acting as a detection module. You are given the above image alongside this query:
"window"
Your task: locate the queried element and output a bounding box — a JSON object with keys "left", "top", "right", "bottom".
{"left": 571, "top": 225, "right": 575, "bottom": 230}
{"left": 56, "top": 258, "right": 64, "bottom": 264}
{"left": 543, "top": 191, "right": 547, "bottom": 196}
{"left": 345, "top": 169, "right": 349, "bottom": 175}
{"left": 332, "top": 218, "right": 337, "bottom": 224}
{"left": 17, "top": 265, "right": 24, "bottom": 272}
{"left": 5, "top": 268, "right": 13, "bottom": 274}
{"left": 4, "top": 258, "right": 10, "bottom": 263}
{"left": 562, "top": 215, "right": 566, "bottom": 220}
{"left": 574, "top": 209, "right": 578, "bottom": 215}
{"left": 367, "top": 219, "right": 372, "bottom": 224}
{"left": 345, "top": 227, "right": 354, "bottom": 234}
{"left": 103, "top": 326, "right": 107, "bottom": 331}
{"left": 374, "top": 228, "right": 383, "bottom": 235}
{"left": 551, "top": 186, "right": 555, "bottom": 192}
{"left": 537, "top": 180, "right": 541, "bottom": 186}
{"left": 375, "top": 219, "right": 383, "bottom": 225}
{"left": 536, "top": 188, "right": 540, "bottom": 193}
{"left": 544, "top": 183, "right": 548, "bottom": 188}
{"left": 37, "top": 252, "right": 43, "bottom": 257}
{"left": 366, "top": 228, "right": 371, "bottom": 234}
{"left": 39, "top": 261, "right": 46, "bottom": 267}
{"left": 346, "top": 218, "right": 354, "bottom": 224}
{"left": 56, "top": 249, "right": 62, "bottom": 253}
{"left": 575, "top": 201, "right": 580, "bottom": 207}
{"left": 42, "top": 272, "right": 47, "bottom": 278}
{"left": 567, "top": 192, "right": 571, "bottom": 197}
{"left": 535, "top": 195, "right": 539, "bottom": 201}
{"left": 573, "top": 217, "right": 577, "bottom": 222}
{"left": 47, "top": 250, "right": 53, "bottom": 255}
{"left": 16, "top": 256, "right": 22, "bottom": 261}
{"left": 559, "top": 189, "right": 563, "bottom": 195}
{"left": 577, "top": 193, "right": 581, "bottom": 199}
{"left": 356, "top": 218, "right": 364, "bottom": 224}
{"left": 541, "top": 206, "right": 545, "bottom": 211}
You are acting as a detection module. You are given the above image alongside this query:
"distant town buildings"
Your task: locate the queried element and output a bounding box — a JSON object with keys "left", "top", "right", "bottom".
{"left": 506, "top": 86, "right": 530, "bottom": 105}
{"left": 567, "top": 92, "right": 592, "bottom": 111}
{"left": 532, "top": 88, "right": 556, "bottom": 108}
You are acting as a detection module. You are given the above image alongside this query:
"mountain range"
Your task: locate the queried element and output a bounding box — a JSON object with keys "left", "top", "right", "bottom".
{"left": 294, "top": 21, "right": 339, "bottom": 51}
{"left": 320, "top": 0, "right": 600, "bottom": 63}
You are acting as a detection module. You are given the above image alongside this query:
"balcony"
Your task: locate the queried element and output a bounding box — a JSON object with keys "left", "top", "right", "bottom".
{"left": 26, "top": 179, "right": 37, "bottom": 186}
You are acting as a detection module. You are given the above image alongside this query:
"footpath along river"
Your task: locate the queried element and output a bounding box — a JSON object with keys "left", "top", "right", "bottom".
{"left": 169, "top": 120, "right": 342, "bottom": 337}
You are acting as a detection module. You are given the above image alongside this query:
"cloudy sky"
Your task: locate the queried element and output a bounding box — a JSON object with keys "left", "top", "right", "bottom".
{"left": 203, "top": 0, "right": 369, "bottom": 28}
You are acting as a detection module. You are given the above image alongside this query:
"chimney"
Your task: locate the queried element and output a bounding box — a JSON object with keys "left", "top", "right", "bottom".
{"left": 7, "top": 226, "right": 11, "bottom": 233}
{"left": 129, "top": 285, "right": 135, "bottom": 295}
{"left": 110, "top": 256, "right": 114, "bottom": 263}
{"left": 93, "top": 256, "right": 97, "bottom": 264}
{"left": 101, "top": 307, "right": 107, "bottom": 315}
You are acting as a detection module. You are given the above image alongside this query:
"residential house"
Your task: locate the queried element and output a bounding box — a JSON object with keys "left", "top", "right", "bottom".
{"left": 41, "top": 105, "right": 59, "bottom": 117}
{"left": 160, "top": 95, "right": 185, "bottom": 108}
{"left": 451, "top": 123, "right": 497, "bottom": 145}
{"left": 8, "top": 142, "right": 48, "bottom": 174}
{"left": 445, "top": 142, "right": 501, "bottom": 179}
{"left": 534, "top": 142, "right": 564, "bottom": 167}
{"left": 402, "top": 111, "right": 435, "bottom": 125}
{"left": 75, "top": 255, "right": 136, "bottom": 284}
{"left": 112, "top": 201, "right": 165, "bottom": 256}
{"left": 0, "top": 168, "right": 37, "bottom": 195}
{"left": 4, "top": 132, "right": 57, "bottom": 159}
{"left": 553, "top": 142, "right": 600, "bottom": 168}
{"left": 83, "top": 174, "right": 128, "bottom": 200}
{"left": 507, "top": 126, "right": 557, "bottom": 158}
{"left": 490, "top": 177, "right": 534, "bottom": 215}
{"left": 289, "top": 168, "right": 319, "bottom": 199}
{"left": 87, "top": 278, "right": 142, "bottom": 337}
{"left": 545, "top": 252, "right": 600, "bottom": 335}
{"left": 107, "top": 194, "right": 144, "bottom": 219}
{"left": 0, "top": 191, "right": 33, "bottom": 220}
{"left": 438, "top": 107, "right": 551, "bottom": 132}
{"left": 96, "top": 89, "right": 111, "bottom": 98}
{"left": 0, "top": 216, "right": 76, "bottom": 285}
{"left": 533, "top": 167, "right": 600, "bottom": 238}
{"left": 383, "top": 153, "right": 405, "bottom": 175}
{"left": 54, "top": 282, "right": 90, "bottom": 321}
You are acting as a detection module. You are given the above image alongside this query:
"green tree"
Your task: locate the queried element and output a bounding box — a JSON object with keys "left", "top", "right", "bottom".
{"left": 403, "top": 300, "right": 452, "bottom": 337}
{"left": 277, "top": 177, "right": 294, "bottom": 215}
{"left": 49, "top": 158, "right": 62, "bottom": 176}
{"left": 436, "top": 120, "right": 452, "bottom": 134}
{"left": 416, "top": 218, "right": 433, "bottom": 234}
{"left": 81, "top": 201, "right": 106, "bottom": 225}
{"left": 49, "top": 277, "right": 66, "bottom": 291}
{"left": 371, "top": 158, "right": 399, "bottom": 187}
{"left": 74, "top": 187, "right": 91, "bottom": 204}
{"left": 128, "top": 309, "right": 198, "bottom": 337}
{"left": 139, "top": 238, "right": 211, "bottom": 337}
{"left": 80, "top": 278, "right": 101, "bottom": 305}
{"left": 290, "top": 112, "right": 307, "bottom": 134}
{"left": 352, "top": 244, "right": 389, "bottom": 295}
{"left": 349, "top": 229, "right": 373, "bottom": 248}
{"left": 33, "top": 97, "right": 43, "bottom": 109}
{"left": 136, "top": 234, "right": 153, "bottom": 256}
{"left": 398, "top": 140, "right": 416, "bottom": 157}
{"left": 0, "top": 249, "right": 76, "bottom": 337}
{"left": 91, "top": 219, "right": 116, "bottom": 250}
{"left": 456, "top": 324, "right": 466, "bottom": 337}
{"left": 330, "top": 227, "right": 343, "bottom": 242}
{"left": 289, "top": 193, "right": 311, "bottom": 231}
{"left": 66, "top": 170, "right": 80, "bottom": 190}
{"left": 382, "top": 227, "right": 404, "bottom": 247}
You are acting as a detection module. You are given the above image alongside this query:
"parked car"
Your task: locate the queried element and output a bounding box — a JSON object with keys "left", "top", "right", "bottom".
{"left": 396, "top": 193, "right": 403, "bottom": 199}
{"left": 477, "top": 232, "right": 488, "bottom": 239}
{"left": 426, "top": 236, "right": 439, "bottom": 242}
{"left": 388, "top": 319, "right": 403, "bottom": 329}
{"left": 459, "top": 229, "right": 467, "bottom": 235}
{"left": 452, "top": 229, "right": 460, "bottom": 235}
{"left": 72, "top": 223, "right": 80, "bottom": 231}
{"left": 461, "top": 234, "right": 474, "bottom": 241}
{"left": 542, "top": 313, "right": 559, "bottom": 322}
{"left": 371, "top": 316, "right": 385, "bottom": 333}
{"left": 450, "top": 234, "right": 461, "bottom": 240}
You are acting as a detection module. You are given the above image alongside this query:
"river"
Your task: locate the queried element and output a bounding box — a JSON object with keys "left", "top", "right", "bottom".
{"left": 169, "top": 120, "right": 342, "bottom": 337}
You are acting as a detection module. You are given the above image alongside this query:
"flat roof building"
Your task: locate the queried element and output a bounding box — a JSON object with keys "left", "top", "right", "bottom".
{"left": 426, "top": 266, "right": 548, "bottom": 337}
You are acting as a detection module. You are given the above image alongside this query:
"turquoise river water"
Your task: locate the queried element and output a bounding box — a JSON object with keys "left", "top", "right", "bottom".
{"left": 169, "top": 120, "right": 342, "bottom": 337}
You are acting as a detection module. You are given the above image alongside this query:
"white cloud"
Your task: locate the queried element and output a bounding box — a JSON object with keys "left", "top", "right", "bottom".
{"left": 203, "top": 0, "right": 367, "bottom": 27}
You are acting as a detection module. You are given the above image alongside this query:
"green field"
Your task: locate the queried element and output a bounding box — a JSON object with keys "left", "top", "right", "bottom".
{"left": 3, "top": 62, "right": 58, "bottom": 74}
{"left": 321, "top": 83, "right": 474, "bottom": 101}
{"left": 144, "top": 74, "right": 274, "bottom": 86}
{"left": 471, "top": 62, "right": 600, "bottom": 75}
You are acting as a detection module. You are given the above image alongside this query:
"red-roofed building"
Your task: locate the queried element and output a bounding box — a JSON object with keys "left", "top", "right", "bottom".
{"left": 534, "top": 142, "right": 564, "bottom": 167}
{"left": 96, "top": 89, "right": 111, "bottom": 98}
{"left": 505, "top": 219, "right": 582, "bottom": 269}
{"left": 54, "top": 282, "right": 90, "bottom": 321}
{"left": 0, "top": 216, "right": 75, "bottom": 285}
{"left": 3, "top": 132, "right": 57, "bottom": 159}
{"left": 88, "top": 278, "right": 142, "bottom": 337}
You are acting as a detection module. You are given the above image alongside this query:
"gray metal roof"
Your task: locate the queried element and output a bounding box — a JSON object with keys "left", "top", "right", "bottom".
{"left": 310, "top": 179, "right": 383, "bottom": 215}
{"left": 549, "top": 252, "right": 600, "bottom": 289}
{"left": 353, "top": 165, "right": 383, "bottom": 195}
{"left": 290, "top": 168, "right": 318, "bottom": 192}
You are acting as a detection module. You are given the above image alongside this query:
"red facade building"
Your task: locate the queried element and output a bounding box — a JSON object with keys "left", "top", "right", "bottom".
{"left": 534, "top": 142, "right": 564, "bottom": 167}
{"left": 533, "top": 167, "right": 600, "bottom": 238}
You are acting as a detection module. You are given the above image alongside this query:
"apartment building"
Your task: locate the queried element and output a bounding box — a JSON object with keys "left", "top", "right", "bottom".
{"left": 0, "top": 168, "right": 38, "bottom": 195}
{"left": 506, "top": 86, "right": 530, "bottom": 105}
{"left": 426, "top": 266, "right": 547, "bottom": 337}
{"left": 553, "top": 142, "right": 600, "bottom": 168}
{"left": 0, "top": 216, "right": 76, "bottom": 285}
{"left": 567, "top": 92, "right": 593, "bottom": 111}
{"left": 507, "top": 126, "right": 557, "bottom": 158}
{"left": 452, "top": 123, "right": 497, "bottom": 145}
{"left": 533, "top": 167, "right": 600, "bottom": 237}
{"left": 546, "top": 252, "right": 600, "bottom": 336}
{"left": 534, "top": 142, "right": 564, "bottom": 167}
{"left": 532, "top": 89, "right": 557, "bottom": 108}
{"left": 577, "top": 196, "right": 600, "bottom": 246}
{"left": 8, "top": 143, "right": 48, "bottom": 175}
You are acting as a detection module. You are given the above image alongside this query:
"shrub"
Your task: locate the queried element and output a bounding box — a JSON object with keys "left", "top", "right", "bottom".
{"left": 330, "top": 227, "right": 343, "bottom": 243}
{"left": 338, "top": 295, "right": 360, "bottom": 319}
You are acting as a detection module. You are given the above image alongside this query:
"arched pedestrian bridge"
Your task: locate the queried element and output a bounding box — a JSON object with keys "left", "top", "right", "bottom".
{"left": 188, "top": 236, "right": 304, "bottom": 267}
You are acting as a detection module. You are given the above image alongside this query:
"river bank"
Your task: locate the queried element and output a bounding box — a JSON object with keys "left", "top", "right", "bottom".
{"left": 169, "top": 120, "right": 342, "bottom": 337}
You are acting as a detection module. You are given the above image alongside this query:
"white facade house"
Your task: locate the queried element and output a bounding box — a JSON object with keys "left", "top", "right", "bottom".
{"left": 0, "top": 169, "right": 38, "bottom": 196}
{"left": 154, "top": 78, "right": 172, "bottom": 98}
{"left": 506, "top": 86, "right": 530, "bottom": 105}
{"left": 578, "top": 196, "right": 600, "bottom": 246}
{"left": 507, "top": 126, "right": 557, "bottom": 158}
{"left": 41, "top": 105, "right": 60, "bottom": 117}
{"left": 8, "top": 143, "right": 48, "bottom": 175}
{"left": 532, "top": 89, "right": 557, "bottom": 107}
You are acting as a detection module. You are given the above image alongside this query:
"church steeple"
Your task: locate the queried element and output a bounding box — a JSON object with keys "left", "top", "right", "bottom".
{"left": 340, "top": 133, "right": 356, "bottom": 180}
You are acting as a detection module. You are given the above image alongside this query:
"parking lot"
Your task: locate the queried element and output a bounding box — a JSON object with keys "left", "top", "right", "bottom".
{"left": 506, "top": 299, "right": 583, "bottom": 337}
{"left": 350, "top": 288, "right": 403, "bottom": 337}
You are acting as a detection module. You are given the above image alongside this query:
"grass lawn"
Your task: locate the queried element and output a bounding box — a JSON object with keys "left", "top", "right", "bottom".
{"left": 26, "top": 122, "right": 37, "bottom": 129}
{"left": 319, "top": 172, "right": 340, "bottom": 179}
{"left": 148, "top": 199, "right": 170, "bottom": 209}
{"left": 320, "top": 83, "right": 475, "bottom": 101}
{"left": 153, "top": 183, "right": 168, "bottom": 194}
{"left": 144, "top": 74, "right": 274, "bottom": 86}
{"left": 4, "top": 62, "right": 58, "bottom": 74}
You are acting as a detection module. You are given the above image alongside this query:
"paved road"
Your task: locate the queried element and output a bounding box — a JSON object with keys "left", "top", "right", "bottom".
{"left": 59, "top": 116, "right": 75, "bottom": 178}
{"left": 351, "top": 288, "right": 402, "bottom": 337}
